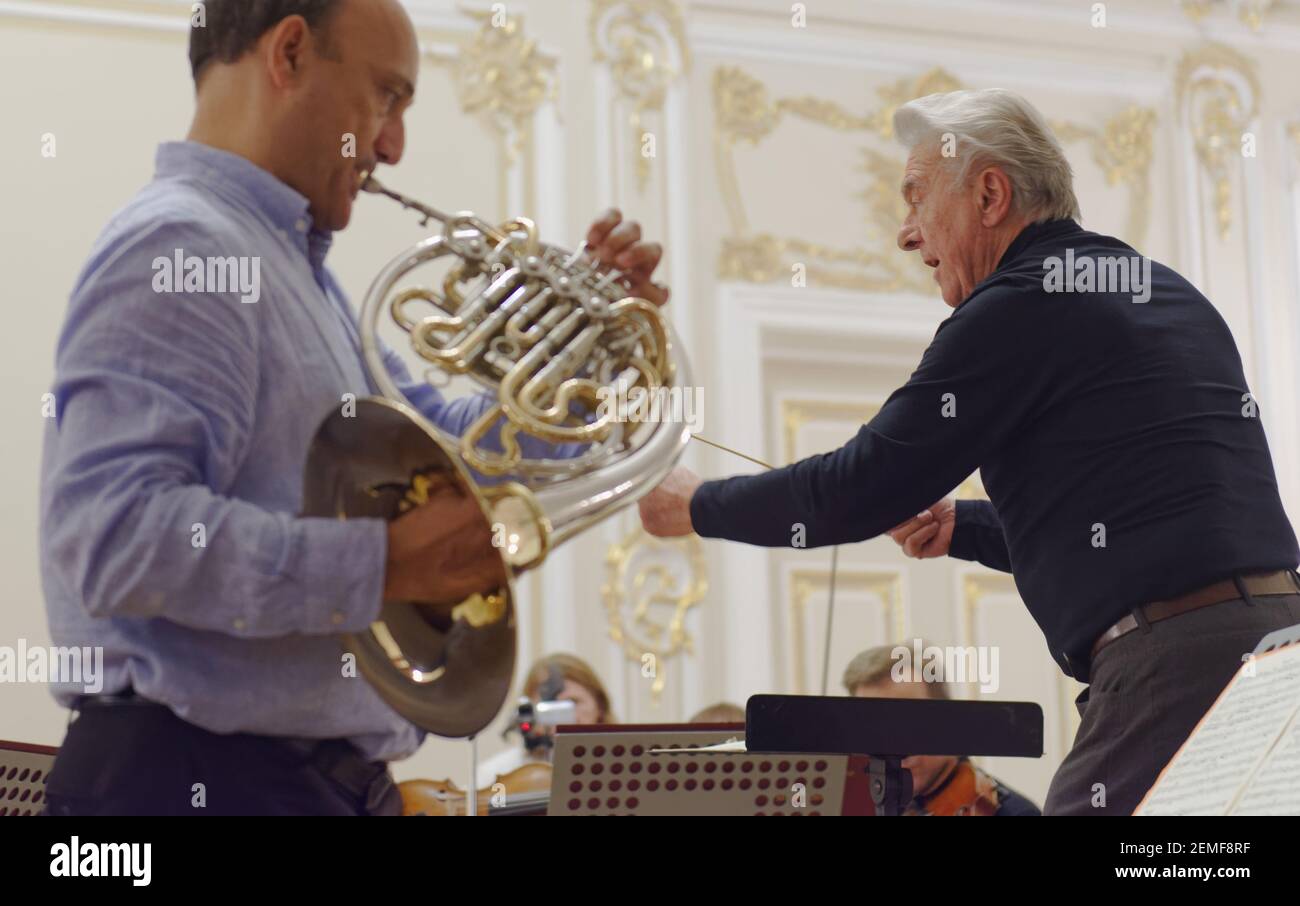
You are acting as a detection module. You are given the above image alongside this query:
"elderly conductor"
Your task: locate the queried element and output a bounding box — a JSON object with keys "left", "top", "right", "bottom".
{"left": 639, "top": 89, "right": 1300, "bottom": 815}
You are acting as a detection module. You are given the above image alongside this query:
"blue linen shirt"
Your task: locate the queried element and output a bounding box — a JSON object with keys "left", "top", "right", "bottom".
{"left": 40, "top": 141, "right": 553, "bottom": 760}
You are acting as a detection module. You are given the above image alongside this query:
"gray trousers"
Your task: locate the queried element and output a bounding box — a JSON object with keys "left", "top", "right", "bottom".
{"left": 1043, "top": 589, "right": 1300, "bottom": 816}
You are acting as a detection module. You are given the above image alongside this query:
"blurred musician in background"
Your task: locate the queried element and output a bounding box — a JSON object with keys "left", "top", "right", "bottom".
{"left": 476, "top": 653, "right": 616, "bottom": 786}
{"left": 689, "top": 702, "right": 745, "bottom": 724}
{"left": 843, "top": 644, "right": 1040, "bottom": 816}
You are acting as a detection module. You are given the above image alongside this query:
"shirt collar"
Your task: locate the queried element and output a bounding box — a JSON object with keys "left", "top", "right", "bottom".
{"left": 995, "top": 218, "right": 1082, "bottom": 271}
{"left": 955, "top": 218, "right": 1082, "bottom": 309}
{"left": 154, "top": 141, "right": 333, "bottom": 264}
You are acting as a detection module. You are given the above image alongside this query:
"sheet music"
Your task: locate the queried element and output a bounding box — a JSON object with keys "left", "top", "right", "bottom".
{"left": 1229, "top": 708, "right": 1300, "bottom": 815}
{"left": 1135, "top": 644, "right": 1300, "bottom": 816}
{"left": 650, "top": 737, "right": 747, "bottom": 754}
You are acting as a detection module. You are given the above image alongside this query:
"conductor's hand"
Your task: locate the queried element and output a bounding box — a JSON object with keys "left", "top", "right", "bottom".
{"left": 887, "top": 497, "right": 956, "bottom": 559}
{"left": 586, "top": 209, "right": 669, "bottom": 307}
{"left": 382, "top": 482, "right": 506, "bottom": 607}
{"left": 638, "top": 465, "right": 702, "bottom": 538}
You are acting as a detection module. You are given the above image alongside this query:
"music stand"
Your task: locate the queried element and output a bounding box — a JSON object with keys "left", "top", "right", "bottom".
{"left": 546, "top": 723, "right": 875, "bottom": 815}
{"left": 1253, "top": 621, "right": 1300, "bottom": 655}
{"left": 547, "top": 696, "right": 1043, "bottom": 816}
{"left": 0, "top": 739, "right": 58, "bottom": 816}
{"left": 745, "top": 695, "right": 1044, "bottom": 816}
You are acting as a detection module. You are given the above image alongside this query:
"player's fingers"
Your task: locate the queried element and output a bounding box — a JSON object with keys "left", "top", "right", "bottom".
{"left": 586, "top": 208, "right": 622, "bottom": 248}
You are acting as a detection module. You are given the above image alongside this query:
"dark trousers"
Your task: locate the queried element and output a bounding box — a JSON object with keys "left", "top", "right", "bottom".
{"left": 43, "top": 701, "right": 402, "bottom": 816}
{"left": 1044, "top": 591, "right": 1300, "bottom": 815}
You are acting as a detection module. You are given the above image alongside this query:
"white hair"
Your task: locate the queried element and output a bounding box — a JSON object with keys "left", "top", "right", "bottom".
{"left": 893, "top": 88, "right": 1080, "bottom": 222}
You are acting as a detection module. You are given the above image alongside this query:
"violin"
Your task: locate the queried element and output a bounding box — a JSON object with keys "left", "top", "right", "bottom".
{"left": 399, "top": 762, "right": 553, "bottom": 816}
{"left": 908, "top": 758, "right": 999, "bottom": 816}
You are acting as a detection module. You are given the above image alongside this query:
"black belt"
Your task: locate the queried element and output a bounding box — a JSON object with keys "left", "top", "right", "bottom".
{"left": 279, "top": 737, "right": 398, "bottom": 815}
{"left": 74, "top": 688, "right": 157, "bottom": 708}
{"left": 73, "top": 690, "right": 397, "bottom": 815}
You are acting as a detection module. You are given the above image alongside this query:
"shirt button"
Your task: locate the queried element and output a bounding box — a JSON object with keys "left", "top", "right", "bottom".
{"left": 331, "top": 611, "right": 345, "bottom": 626}
{"left": 295, "top": 218, "right": 309, "bottom": 233}
{"left": 233, "top": 618, "right": 247, "bottom": 631}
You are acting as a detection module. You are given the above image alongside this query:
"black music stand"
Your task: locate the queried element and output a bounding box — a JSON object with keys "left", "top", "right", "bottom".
{"left": 1253, "top": 621, "right": 1300, "bottom": 655}
{"left": 745, "top": 695, "right": 1044, "bottom": 816}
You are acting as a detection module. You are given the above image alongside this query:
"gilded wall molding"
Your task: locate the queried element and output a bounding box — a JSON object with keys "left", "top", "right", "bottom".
{"left": 1050, "top": 107, "right": 1156, "bottom": 251}
{"left": 436, "top": 8, "right": 557, "bottom": 162}
{"left": 1180, "top": 0, "right": 1277, "bottom": 32}
{"left": 781, "top": 398, "right": 880, "bottom": 465}
{"left": 960, "top": 573, "right": 1017, "bottom": 655}
{"left": 1175, "top": 43, "right": 1261, "bottom": 240}
{"left": 788, "top": 568, "right": 903, "bottom": 694}
{"left": 713, "top": 66, "right": 934, "bottom": 293}
{"left": 602, "top": 524, "right": 707, "bottom": 702}
{"left": 590, "top": 0, "right": 691, "bottom": 193}
{"left": 8, "top": 2, "right": 548, "bottom": 170}
{"left": 714, "top": 66, "right": 1157, "bottom": 290}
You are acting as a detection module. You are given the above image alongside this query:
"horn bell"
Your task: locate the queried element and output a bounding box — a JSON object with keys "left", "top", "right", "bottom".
{"left": 302, "top": 396, "right": 516, "bottom": 739}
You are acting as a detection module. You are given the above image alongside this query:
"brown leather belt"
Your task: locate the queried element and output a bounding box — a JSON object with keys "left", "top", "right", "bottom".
{"left": 1090, "top": 570, "right": 1300, "bottom": 664}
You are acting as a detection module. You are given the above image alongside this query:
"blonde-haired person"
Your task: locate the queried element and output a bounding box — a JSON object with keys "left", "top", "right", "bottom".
{"left": 476, "top": 653, "right": 615, "bottom": 786}
{"left": 844, "top": 643, "right": 1039, "bottom": 816}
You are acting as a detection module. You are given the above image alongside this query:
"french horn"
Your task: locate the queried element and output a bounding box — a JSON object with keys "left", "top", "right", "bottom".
{"left": 302, "top": 175, "right": 691, "bottom": 738}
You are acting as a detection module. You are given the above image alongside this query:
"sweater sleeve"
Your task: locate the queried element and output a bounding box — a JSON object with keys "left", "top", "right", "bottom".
{"left": 949, "top": 499, "right": 1013, "bottom": 572}
{"left": 689, "top": 283, "right": 1057, "bottom": 549}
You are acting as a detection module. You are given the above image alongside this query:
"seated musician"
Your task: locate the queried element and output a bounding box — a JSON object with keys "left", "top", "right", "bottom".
{"left": 843, "top": 644, "right": 1040, "bottom": 816}
{"left": 476, "top": 653, "right": 615, "bottom": 786}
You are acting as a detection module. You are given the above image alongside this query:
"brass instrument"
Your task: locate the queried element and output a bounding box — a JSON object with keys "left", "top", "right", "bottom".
{"left": 302, "top": 175, "right": 690, "bottom": 738}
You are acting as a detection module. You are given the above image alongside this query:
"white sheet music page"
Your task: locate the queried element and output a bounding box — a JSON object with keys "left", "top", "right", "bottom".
{"left": 1229, "top": 701, "right": 1300, "bottom": 815}
{"left": 1134, "top": 643, "right": 1300, "bottom": 816}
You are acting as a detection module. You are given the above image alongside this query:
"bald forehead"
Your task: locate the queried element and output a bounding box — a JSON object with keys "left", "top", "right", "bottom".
{"left": 337, "top": 0, "right": 420, "bottom": 73}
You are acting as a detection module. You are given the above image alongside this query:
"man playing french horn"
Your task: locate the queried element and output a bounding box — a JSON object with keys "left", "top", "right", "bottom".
{"left": 39, "top": 0, "right": 671, "bottom": 816}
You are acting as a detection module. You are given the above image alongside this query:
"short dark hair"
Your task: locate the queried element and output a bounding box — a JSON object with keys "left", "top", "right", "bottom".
{"left": 189, "top": 0, "right": 343, "bottom": 84}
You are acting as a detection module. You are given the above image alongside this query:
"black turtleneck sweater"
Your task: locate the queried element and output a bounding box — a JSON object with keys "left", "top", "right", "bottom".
{"left": 690, "top": 219, "right": 1299, "bottom": 675}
